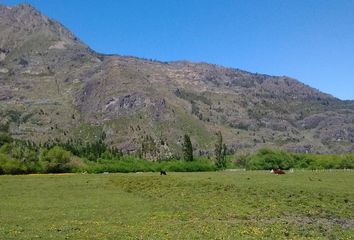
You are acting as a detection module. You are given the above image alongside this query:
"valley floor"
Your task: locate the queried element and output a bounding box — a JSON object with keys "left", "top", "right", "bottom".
{"left": 0, "top": 171, "right": 353, "bottom": 239}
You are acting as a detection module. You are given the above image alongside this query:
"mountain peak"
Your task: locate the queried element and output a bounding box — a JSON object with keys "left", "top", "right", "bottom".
{"left": 0, "top": 3, "right": 43, "bottom": 19}
{"left": 11, "top": 3, "right": 37, "bottom": 10}
{"left": 0, "top": 3, "right": 89, "bottom": 54}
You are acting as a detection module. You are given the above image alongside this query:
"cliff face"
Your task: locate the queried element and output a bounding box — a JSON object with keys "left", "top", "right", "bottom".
{"left": 1, "top": 4, "right": 354, "bottom": 155}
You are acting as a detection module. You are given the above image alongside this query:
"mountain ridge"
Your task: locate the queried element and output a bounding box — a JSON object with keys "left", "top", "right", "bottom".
{"left": 1, "top": 3, "right": 354, "bottom": 157}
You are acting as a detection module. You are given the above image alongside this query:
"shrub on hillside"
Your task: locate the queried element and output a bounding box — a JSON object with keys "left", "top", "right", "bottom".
{"left": 0, "top": 133, "right": 13, "bottom": 146}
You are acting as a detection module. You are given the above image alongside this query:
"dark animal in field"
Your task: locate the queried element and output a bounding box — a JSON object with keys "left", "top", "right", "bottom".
{"left": 160, "top": 171, "right": 167, "bottom": 175}
{"left": 271, "top": 169, "right": 285, "bottom": 174}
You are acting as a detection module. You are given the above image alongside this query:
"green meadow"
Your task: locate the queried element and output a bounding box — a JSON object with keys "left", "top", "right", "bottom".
{"left": 0, "top": 171, "right": 353, "bottom": 239}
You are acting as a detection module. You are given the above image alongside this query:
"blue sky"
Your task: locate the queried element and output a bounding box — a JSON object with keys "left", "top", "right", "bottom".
{"left": 2, "top": 0, "right": 354, "bottom": 100}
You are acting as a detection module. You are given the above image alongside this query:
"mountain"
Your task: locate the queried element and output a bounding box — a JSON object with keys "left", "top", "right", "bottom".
{"left": 1, "top": 3, "right": 354, "bottom": 157}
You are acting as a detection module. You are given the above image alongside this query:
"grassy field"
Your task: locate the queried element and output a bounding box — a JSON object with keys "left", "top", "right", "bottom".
{"left": 0, "top": 171, "right": 353, "bottom": 239}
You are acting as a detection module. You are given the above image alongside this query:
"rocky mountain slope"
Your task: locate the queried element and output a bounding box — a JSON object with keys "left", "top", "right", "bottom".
{"left": 1, "top": 4, "right": 354, "bottom": 156}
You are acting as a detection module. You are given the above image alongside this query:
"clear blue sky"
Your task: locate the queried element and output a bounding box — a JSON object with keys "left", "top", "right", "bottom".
{"left": 2, "top": 0, "right": 354, "bottom": 100}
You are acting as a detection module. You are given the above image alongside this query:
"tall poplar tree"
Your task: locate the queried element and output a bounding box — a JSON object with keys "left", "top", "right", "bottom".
{"left": 183, "top": 134, "right": 193, "bottom": 161}
{"left": 215, "top": 131, "right": 226, "bottom": 169}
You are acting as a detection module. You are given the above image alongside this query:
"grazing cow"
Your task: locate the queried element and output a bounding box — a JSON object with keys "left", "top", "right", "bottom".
{"left": 160, "top": 171, "right": 167, "bottom": 176}
{"left": 271, "top": 169, "right": 285, "bottom": 175}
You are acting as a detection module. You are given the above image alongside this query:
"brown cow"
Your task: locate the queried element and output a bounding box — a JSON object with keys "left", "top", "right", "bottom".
{"left": 271, "top": 169, "right": 285, "bottom": 174}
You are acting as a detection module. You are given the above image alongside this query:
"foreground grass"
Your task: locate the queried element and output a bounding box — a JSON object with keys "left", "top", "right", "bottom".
{"left": 0, "top": 171, "right": 353, "bottom": 239}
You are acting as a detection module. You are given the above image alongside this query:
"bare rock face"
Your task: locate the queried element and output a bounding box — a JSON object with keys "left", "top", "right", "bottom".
{"left": 1, "top": 3, "right": 354, "bottom": 154}
{"left": 105, "top": 94, "right": 146, "bottom": 112}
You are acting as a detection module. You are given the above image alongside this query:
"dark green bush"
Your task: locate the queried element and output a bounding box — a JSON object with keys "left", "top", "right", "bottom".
{"left": 0, "top": 153, "right": 28, "bottom": 174}
{"left": 340, "top": 154, "right": 354, "bottom": 168}
{"left": 39, "top": 146, "right": 81, "bottom": 173}
{"left": 244, "top": 148, "right": 354, "bottom": 170}
{"left": 246, "top": 148, "right": 294, "bottom": 170}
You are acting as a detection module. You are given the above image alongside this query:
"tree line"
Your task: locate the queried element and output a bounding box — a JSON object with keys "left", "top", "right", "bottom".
{"left": 0, "top": 130, "right": 229, "bottom": 174}
{"left": 1, "top": 131, "right": 354, "bottom": 175}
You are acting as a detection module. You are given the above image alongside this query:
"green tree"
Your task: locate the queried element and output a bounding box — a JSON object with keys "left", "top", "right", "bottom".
{"left": 39, "top": 146, "right": 72, "bottom": 173}
{"left": 182, "top": 134, "right": 193, "bottom": 161}
{"left": 215, "top": 131, "right": 226, "bottom": 169}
